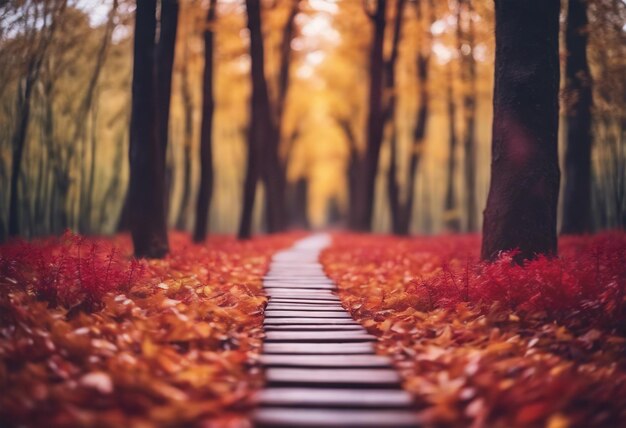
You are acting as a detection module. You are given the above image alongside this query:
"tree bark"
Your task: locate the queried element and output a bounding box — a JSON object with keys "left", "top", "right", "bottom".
{"left": 481, "top": 0, "right": 560, "bottom": 262}
{"left": 444, "top": 62, "right": 461, "bottom": 232}
{"left": 458, "top": 0, "right": 478, "bottom": 232}
{"left": 193, "top": 0, "right": 217, "bottom": 243}
{"left": 238, "top": 0, "right": 286, "bottom": 238}
{"left": 561, "top": 0, "right": 593, "bottom": 234}
{"left": 352, "top": 0, "right": 387, "bottom": 231}
{"left": 156, "top": 0, "right": 179, "bottom": 163}
{"left": 128, "top": 0, "right": 169, "bottom": 258}
{"left": 389, "top": 0, "right": 433, "bottom": 235}
{"left": 386, "top": 0, "right": 406, "bottom": 235}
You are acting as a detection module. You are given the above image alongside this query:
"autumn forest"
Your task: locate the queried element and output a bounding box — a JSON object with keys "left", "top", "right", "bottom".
{"left": 1, "top": 0, "right": 625, "bottom": 427}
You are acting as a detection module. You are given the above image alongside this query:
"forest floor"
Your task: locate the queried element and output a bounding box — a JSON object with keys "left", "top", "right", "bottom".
{"left": 1, "top": 230, "right": 625, "bottom": 427}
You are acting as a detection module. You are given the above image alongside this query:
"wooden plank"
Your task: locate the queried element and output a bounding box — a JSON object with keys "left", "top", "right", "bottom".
{"left": 265, "top": 368, "right": 400, "bottom": 386}
{"left": 265, "top": 324, "right": 365, "bottom": 331}
{"left": 254, "top": 408, "right": 420, "bottom": 427}
{"left": 266, "top": 304, "right": 345, "bottom": 312}
{"left": 264, "top": 283, "right": 335, "bottom": 290}
{"left": 269, "top": 297, "right": 343, "bottom": 307}
{"left": 268, "top": 298, "right": 341, "bottom": 304}
{"left": 255, "top": 388, "right": 414, "bottom": 407}
{"left": 265, "top": 311, "right": 351, "bottom": 319}
{"left": 263, "top": 342, "right": 374, "bottom": 354}
{"left": 259, "top": 354, "right": 391, "bottom": 368}
{"left": 266, "top": 292, "right": 338, "bottom": 300}
{"left": 264, "top": 318, "right": 358, "bottom": 325}
{"left": 265, "top": 330, "right": 374, "bottom": 342}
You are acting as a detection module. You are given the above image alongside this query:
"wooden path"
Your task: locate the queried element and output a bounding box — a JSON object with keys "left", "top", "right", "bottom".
{"left": 253, "top": 235, "right": 419, "bottom": 427}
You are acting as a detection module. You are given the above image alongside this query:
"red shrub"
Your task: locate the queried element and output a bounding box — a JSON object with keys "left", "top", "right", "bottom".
{"left": 323, "top": 232, "right": 626, "bottom": 327}
{"left": 0, "top": 231, "right": 143, "bottom": 310}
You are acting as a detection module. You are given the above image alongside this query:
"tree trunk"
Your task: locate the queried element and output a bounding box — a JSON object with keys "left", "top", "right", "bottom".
{"left": 385, "top": 0, "right": 406, "bottom": 235}
{"left": 352, "top": 0, "right": 387, "bottom": 231}
{"left": 288, "top": 177, "right": 309, "bottom": 229}
{"left": 239, "top": 0, "right": 286, "bottom": 238}
{"left": 156, "top": 0, "right": 179, "bottom": 164}
{"left": 128, "top": 0, "right": 169, "bottom": 258}
{"left": 444, "top": 62, "right": 460, "bottom": 232}
{"left": 390, "top": 0, "right": 433, "bottom": 235}
{"left": 193, "top": 0, "right": 217, "bottom": 243}
{"left": 458, "top": 0, "right": 478, "bottom": 232}
{"left": 481, "top": 0, "right": 560, "bottom": 262}
{"left": 561, "top": 0, "right": 593, "bottom": 234}
{"left": 176, "top": 48, "right": 194, "bottom": 231}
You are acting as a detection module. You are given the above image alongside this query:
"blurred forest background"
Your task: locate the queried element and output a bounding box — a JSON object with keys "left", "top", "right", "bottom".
{"left": 0, "top": 0, "right": 624, "bottom": 240}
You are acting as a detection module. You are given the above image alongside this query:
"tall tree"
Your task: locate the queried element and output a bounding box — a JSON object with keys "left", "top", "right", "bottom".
{"left": 457, "top": 0, "right": 478, "bottom": 232}
{"left": 388, "top": 0, "right": 434, "bottom": 235}
{"left": 385, "top": 0, "right": 406, "bottom": 234}
{"left": 482, "top": 0, "right": 560, "bottom": 262}
{"left": 351, "top": 0, "right": 387, "bottom": 231}
{"left": 443, "top": 61, "right": 461, "bottom": 232}
{"left": 193, "top": 0, "right": 217, "bottom": 243}
{"left": 8, "top": 0, "right": 66, "bottom": 237}
{"left": 128, "top": 0, "right": 170, "bottom": 258}
{"left": 175, "top": 44, "right": 193, "bottom": 231}
{"left": 561, "top": 0, "right": 593, "bottom": 234}
{"left": 239, "top": 0, "right": 278, "bottom": 238}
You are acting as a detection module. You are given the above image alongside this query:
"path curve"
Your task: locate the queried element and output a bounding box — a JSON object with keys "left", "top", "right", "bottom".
{"left": 253, "top": 234, "right": 420, "bottom": 427}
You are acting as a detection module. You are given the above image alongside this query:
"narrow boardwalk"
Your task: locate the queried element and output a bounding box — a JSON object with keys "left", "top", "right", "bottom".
{"left": 253, "top": 235, "right": 419, "bottom": 427}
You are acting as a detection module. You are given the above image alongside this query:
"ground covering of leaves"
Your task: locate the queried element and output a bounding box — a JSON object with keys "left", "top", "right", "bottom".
{"left": 0, "top": 231, "right": 298, "bottom": 427}
{"left": 322, "top": 232, "right": 626, "bottom": 428}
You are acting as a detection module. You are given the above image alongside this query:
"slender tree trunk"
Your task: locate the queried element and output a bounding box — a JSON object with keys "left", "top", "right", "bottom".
{"left": 386, "top": 0, "right": 406, "bottom": 235}
{"left": 176, "top": 53, "right": 194, "bottom": 231}
{"left": 128, "top": 0, "right": 169, "bottom": 258}
{"left": 481, "top": 0, "right": 560, "bottom": 262}
{"left": 288, "top": 177, "right": 309, "bottom": 229}
{"left": 193, "top": 0, "right": 217, "bottom": 243}
{"left": 239, "top": 0, "right": 285, "bottom": 238}
{"left": 352, "top": 0, "right": 387, "bottom": 231}
{"left": 444, "top": 62, "right": 460, "bottom": 232}
{"left": 156, "top": 0, "right": 178, "bottom": 166}
{"left": 458, "top": 0, "right": 478, "bottom": 232}
{"left": 561, "top": 0, "right": 593, "bottom": 234}
{"left": 391, "top": 0, "right": 433, "bottom": 235}
{"left": 9, "top": 73, "right": 35, "bottom": 237}
{"left": 82, "top": 99, "right": 99, "bottom": 233}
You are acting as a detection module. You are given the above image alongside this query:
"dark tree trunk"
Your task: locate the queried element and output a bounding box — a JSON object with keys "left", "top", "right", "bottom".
{"left": 193, "top": 0, "right": 217, "bottom": 243}
{"left": 156, "top": 0, "right": 178, "bottom": 163}
{"left": 458, "top": 0, "right": 478, "bottom": 232}
{"left": 389, "top": 0, "right": 433, "bottom": 235}
{"left": 352, "top": 0, "right": 387, "bottom": 231}
{"left": 481, "top": 0, "right": 560, "bottom": 262}
{"left": 444, "top": 62, "right": 460, "bottom": 232}
{"left": 176, "top": 48, "right": 194, "bottom": 231}
{"left": 156, "top": 0, "right": 178, "bottom": 231}
{"left": 238, "top": 0, "right": 286, "bottom": 238}
{"left": 128, "top": 0, "right": 169, "bottom": 258}
{"left": 288, "top": 177, "right": 309, "bottom": 229}
{"left": 338, "top": 117, "right": 360, "bottom": 228}
{"left": 561, "top": 0, "right": 593, "bottom": 234}
{"left": 386, "top": 0, "right": 406, "bottom": 235}
{"left": 9, "top": 73, "right": 36, "bottom": 237}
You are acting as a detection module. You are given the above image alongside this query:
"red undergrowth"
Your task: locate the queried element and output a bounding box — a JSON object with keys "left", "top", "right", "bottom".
{"left": 0, "top": 231, "right": 299, "bottom": 427}
{"left": 322, "top": 232, "right": 626, "bottom": 427}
